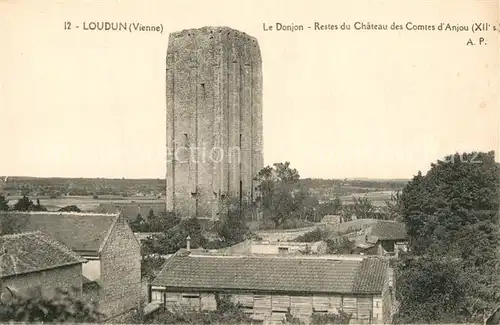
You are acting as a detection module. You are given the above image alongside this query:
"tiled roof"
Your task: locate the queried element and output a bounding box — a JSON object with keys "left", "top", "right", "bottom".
{"left": 0, "top": 231, "right": 86, "bottom": 278}
{"left": 369, "top": 221, "right": 407, "bottom": 241}
{"left": 152, "top": 253, "right": 387, "bottom": 294}
{"left": 353, "top": 258, "right": 388, "bottom": 293}
{"left": 0, "top": 212, "right": 118, "bottom": 255}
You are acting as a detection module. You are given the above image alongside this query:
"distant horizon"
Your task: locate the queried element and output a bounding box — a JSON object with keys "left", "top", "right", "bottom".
{"left": 2, "top": 151, "right": 497, "bottom": 181}
{"left": 1, "top": 174, "right": 410, "bottom": 181}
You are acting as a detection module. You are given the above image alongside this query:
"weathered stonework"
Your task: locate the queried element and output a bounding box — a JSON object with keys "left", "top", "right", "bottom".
{"left": 99, "top": 215, "right": 143, "bottom": 318}
{"left": 2, "top": 264, "right": 83, "bottom": 297}
{"left": 166, "top": 26, "right": 264, "bottom": 219}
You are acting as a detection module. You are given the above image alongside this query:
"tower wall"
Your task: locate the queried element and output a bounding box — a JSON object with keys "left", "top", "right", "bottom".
{"left": 166, "top": 27, "right": 263, "bottom": 219}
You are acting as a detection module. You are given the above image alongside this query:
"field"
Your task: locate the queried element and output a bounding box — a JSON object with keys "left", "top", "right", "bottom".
{"left": 5, "top": 195, "right": 164, "bottom": 212}
{"left": 338, "top": 190, "right": 395, "bottom": 207}
{"left": 2, "top": 176, "right": 405, "bottom": 212}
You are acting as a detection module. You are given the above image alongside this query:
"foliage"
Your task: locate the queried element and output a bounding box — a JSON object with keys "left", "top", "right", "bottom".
{"left": 213, "top": 197, "right": 250, "bottom": 245}
{"left": 310, "top": 310, "right": 352, "bottom": 324}
{"left": 130, "top": 211, "right": 181, "bottom": 233}
{"left": 141, "top": 255, "right": 166, "bottom": 282}
{"left": 255, "top": 162, "right": 313, "bottom": 228}
{"left": 383, "top": 190, "right": 403, "bottom": 221}
{"left": 325, "top": 237, "right": 356, "bottom": 254}
{"left": 58, "top": 205, "right": 81, "bottom": 212}
{"left": 351, "top": 195, "right": 376, "bottom": 219}
{"left": 12, "top": 196, "right": 47, "bottom": 211}
{"left": 0, "top": 286, "right": 105, "bottom": 323}
{"left": 394, "top": 151, "right": 500, "bottom": 323}
{"left": 317, "top": 197, "right": 343, "bottom": 218}
{"left": 394, "top": 254, "right": 478, "bottom": 323}
{"left": 141, "top": 217, "right": 205, "bottom": 255}
{"left": 142, "top": 293, "right": 251, "bottom": 324}
{"left": 292, "top": 227, "right": 330, "bottom": 242}
{"left": 0, "top": 195, "right": 8, "bottom": 211}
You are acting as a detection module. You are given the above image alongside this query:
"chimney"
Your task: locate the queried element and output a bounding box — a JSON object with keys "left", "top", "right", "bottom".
{"left": 186, "top": 235, "right": 191, "bottom": 251}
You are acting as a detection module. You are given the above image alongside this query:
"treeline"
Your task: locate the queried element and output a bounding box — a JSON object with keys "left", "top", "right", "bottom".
{"left": 2, "top": 177, "right": 166, "bottom": 198}
{"left": 3, "top": 176, "right": 406, "bottom": 201}
{"left": 394, "top": 151, "right": 500, "bottom": 323}
{"left": 300, "top": 178, "right": 407, "bottom": 190}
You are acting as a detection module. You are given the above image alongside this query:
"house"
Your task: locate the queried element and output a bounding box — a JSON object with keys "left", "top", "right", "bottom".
{"left": 364, "top": 221, "right": 407, "bottom": 257}
{"left": 150, "top": 249, "right": 392, "bottom": 324}
{"left": 0, "top": 231, "right": 86, "bottom": 299}
{"left": 0, "top": 211, "right": 143, "bottom": 319}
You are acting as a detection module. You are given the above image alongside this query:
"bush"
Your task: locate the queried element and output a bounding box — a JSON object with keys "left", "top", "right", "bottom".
{"left": 0, "top": 286, "right": 105, "bottom": 323}
{"left": 141, "top": 255, "right": 166, "bottom": 281}
{"left": 310, "top": 310, "right": 352, "bottom": 324}
{"left": 143, "top": 293, "right": 252, "bottom": 324}
{"left": 58, "top": 205, "right": 81, "bottom": 212}
{"left": 292, "top": 227, "right": 329, "bottom": 242}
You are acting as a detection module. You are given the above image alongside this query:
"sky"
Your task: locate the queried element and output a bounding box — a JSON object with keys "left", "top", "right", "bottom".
{"left": 1, "top": 0, "right": 498, "bottom": 180}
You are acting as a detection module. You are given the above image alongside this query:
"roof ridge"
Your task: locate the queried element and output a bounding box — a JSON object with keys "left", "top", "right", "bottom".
{"left": 0, "top": 211, "right": 118, "bottom": 216}
{"left": 0, "top": 230, "right": 44, "bottom": 239}
{"left": 187, "top": 253, "right": 366, "bottom": 261}
{"left": 0, "top": 231, "right": 86, "bottom": 278}
{"left": 151, "top": 250, "right": 184, "bottom": 284}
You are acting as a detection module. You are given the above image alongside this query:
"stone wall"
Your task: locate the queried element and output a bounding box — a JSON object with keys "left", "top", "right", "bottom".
{"left": 166, "top": 26, "right": 263, "bottom": 219}
{"left": 2, "top": 263, "right": 83, "bottom": 297}
{"left": 100, "top": 215, "right": 143, "bottom": 318}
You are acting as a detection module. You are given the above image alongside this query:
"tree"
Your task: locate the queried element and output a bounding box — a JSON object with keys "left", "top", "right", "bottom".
{"left": 326, "top": 237, "right": 356, "bottom": 254}
{"left": 141, "top": 255, "right": 166, "bottom": 282}
{"left": 254, "top": 162, "right": 305, "bottom": 228}
{"left": 12, "top": 195, "right": 32, "bottom": 211}
{"left": 340, "top": 204, "right": 355, "bottom": 221}
{"left": 58, "top": 205, "right": 81, "bottom": 212}
{"left": 351, "top": 195, "right": 375, "bottom": 219}
{"left": 215, "top": 197, "right": 250, "bottom": 245}
{"left": 394, "top": 151, "right": 500, "bottom": 323}
{"left": 0, "top": 194, "right": 8, "bottom": 211}
{"left": 141, "top": 217, "right": 205, "bottom": 255}
{"left": 0, "top": 286, "right": 104, "bottom": 322}
{"left": 318, "top": 196, "right": 343, "bottom": 218}
{"left": 382, "top": 190, "right": 403, "bottom": 221}
{"left": 12, "top": 196, "right": 47, "bottom": 212}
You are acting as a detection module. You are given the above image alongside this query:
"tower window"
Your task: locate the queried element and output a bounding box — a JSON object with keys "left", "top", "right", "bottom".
{"left": 239, "top": 134, "right": 242, "bottom": 148}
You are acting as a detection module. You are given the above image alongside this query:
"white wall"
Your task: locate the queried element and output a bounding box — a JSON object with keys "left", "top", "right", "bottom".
{"left": 82, "top": 257, "right": 101, "bottom": 281}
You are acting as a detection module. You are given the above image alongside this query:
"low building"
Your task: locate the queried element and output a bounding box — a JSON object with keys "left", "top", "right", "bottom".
{"left": 0, "top": 231, "right": 86, "bottom": 298}
{"left": 0, "top": 211, "right": 143, "bottom": 319}
{"left": 364, "top": 221, "right": 407, "bottom": 257}
{"left": 150, "top": 250, "right": 392, "bottom": 324}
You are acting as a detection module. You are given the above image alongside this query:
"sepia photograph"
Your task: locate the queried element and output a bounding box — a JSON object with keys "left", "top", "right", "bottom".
{"left": 0, "top": 0, "right": 499, "bottom": 324}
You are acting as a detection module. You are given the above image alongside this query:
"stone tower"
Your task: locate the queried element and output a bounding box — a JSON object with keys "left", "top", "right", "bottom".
{"left": 165, "top": 27, "right": 263, "bottom": 219}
